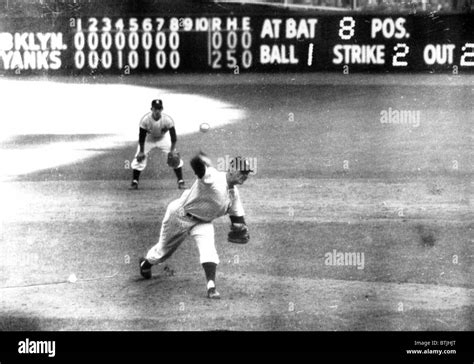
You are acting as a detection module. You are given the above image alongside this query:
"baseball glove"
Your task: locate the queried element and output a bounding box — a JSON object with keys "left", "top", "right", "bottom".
{"left": 167, "top": 151, "right": 181, "bottom": 168}
{"left": 228, "top": 223, "right": 250, "bottom": 244}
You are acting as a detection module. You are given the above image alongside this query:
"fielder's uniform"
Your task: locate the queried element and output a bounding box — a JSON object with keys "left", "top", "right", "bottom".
{"left": 146, "top": 166, "right": 245, "bottom": 265}
{"left": 131, "top": 112, "right": 184, "bottom": 171}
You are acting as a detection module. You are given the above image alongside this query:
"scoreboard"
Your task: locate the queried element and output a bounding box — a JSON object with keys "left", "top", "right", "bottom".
{"left": 0, "top": 14, "right": 473, "bottom": 74}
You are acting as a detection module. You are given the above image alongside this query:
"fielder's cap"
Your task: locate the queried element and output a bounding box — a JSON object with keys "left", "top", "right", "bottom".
{"left": 151, "top": 99, "right": 163, "bottom": 109}
{"left": 229, "top": 156, "right": 253, "bottom": 174}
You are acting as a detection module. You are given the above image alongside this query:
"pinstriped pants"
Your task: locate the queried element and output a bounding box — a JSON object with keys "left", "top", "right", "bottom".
{"left": 145, "top": 199, "right": 220, "bottom": 265}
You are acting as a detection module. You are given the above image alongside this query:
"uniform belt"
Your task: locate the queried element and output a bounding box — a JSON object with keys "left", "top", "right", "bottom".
{"left": 186, "top": 213, "right": 211, "bottom": 223}
{"left": 186, "top": 213, "right": 202, "bottom": 221}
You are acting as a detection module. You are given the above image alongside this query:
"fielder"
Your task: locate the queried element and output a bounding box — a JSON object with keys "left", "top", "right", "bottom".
{"left": 129, "top": 99, "right": 185, "bottom": 190}
{"left": 139, "top": 152, "right": 252, "bottom": 299}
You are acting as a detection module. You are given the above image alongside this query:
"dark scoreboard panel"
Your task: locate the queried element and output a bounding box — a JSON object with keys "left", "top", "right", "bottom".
{"left": 0, "top": 14, "right": 472, "bottom": 74}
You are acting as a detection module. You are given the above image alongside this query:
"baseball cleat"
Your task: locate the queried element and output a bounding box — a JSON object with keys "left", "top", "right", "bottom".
{"left": 177, "top": 180, "right": 186, "bottom": 189}
{"left": 207, "top": 287, "right": 221, "bottom": 299}
{"left": 129, "top": 181, "right": 139, "bottom": 190}
{"left": 139, "top": 257, "right": 152, "bottom": 279}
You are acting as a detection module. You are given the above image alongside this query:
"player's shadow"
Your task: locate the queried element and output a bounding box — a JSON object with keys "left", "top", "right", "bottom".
{"left": 130, "top": 275, "right": 163, "bottom": 284}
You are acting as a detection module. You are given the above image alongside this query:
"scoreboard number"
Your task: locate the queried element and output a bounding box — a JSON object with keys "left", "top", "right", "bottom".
{"left": 460, "top": 43, "right": 474, "bottom": 66}
{"left": 102, "top": 17, "right": 112, "bottom": 32}
{"left": 338, "top": 17, "right": 356, "bottom": 41}
{"left": 142, "top": 18, "right": 153, "bottom": 32}
{"left": 88, "top": 18, "right": 98, "bottom": 32}
{"left": 115, "top": 18, "right": 124, "bottom": 31}
{"left": 393, "top": 43, "right": 409, "bottom": 67}
{"left": 209, "top": 28, "right": 253, "bottom": 70}
{"left": 129, "top": 18, "right": 139, "bottom": 32}
{"left": 155, "top": 18, "right": 165, "bottom": 31}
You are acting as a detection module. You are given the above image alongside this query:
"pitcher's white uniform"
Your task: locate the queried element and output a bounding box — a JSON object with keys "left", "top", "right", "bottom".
{"left": 131, "top": 112, "right": 184, "bottom": 171}
{"left": 145, "top": 166, "right": 244, "bottom": 265}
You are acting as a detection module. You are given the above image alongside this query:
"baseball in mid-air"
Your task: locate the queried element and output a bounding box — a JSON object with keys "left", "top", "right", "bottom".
{"left": 200, "top": 123, "right": 210, "bottom": 133}
{"left": 68, "top": 274, "right": 77, "bottom": 283}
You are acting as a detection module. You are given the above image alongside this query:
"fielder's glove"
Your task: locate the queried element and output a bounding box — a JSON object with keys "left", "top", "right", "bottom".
{"left": 167, "top": 151, "right": 181, "bottom": 168}
{"left": 228, "top": 223, "right": 250, "bottom": 244}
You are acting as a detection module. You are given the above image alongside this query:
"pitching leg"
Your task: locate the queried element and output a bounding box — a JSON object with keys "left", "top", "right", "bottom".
{"left": 145, "top": 201, "right": 191, "bottom": 264}
{"left": 190, "top": 222, "right": 220, "bottom": 298}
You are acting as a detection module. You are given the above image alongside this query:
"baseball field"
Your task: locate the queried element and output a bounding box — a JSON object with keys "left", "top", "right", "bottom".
{"left": 0, "top": 73, "right": 472, "bottom": 331}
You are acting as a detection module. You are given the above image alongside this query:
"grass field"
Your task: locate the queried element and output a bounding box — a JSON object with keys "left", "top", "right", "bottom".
{"left": 0, "top": 73, "right": 472, "bottom": 331}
